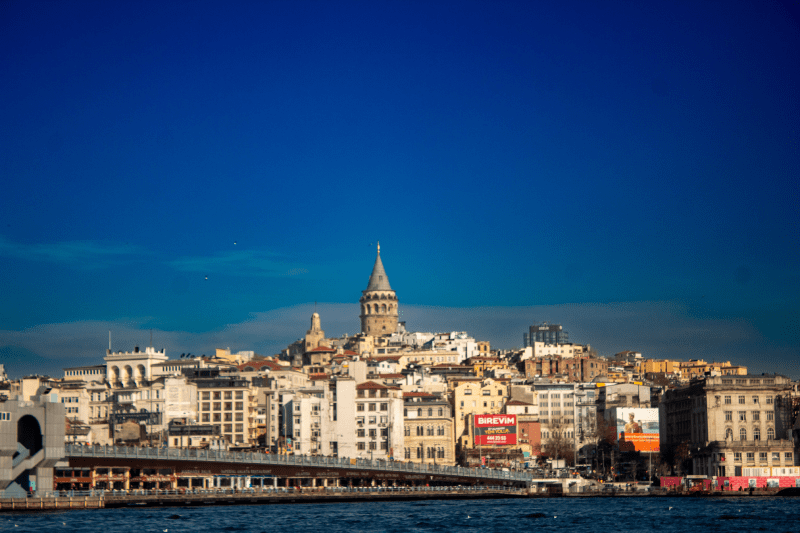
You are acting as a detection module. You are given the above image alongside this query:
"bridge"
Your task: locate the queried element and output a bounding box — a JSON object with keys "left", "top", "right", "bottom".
{"left": 62, "top": 444, "right": 533, "bottom": 492}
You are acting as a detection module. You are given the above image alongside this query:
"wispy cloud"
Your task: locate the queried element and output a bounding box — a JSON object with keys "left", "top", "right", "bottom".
{"left": 168, "top": 250, "right": 308, "bottom": 277}
{"left": 1, "top": 301, "right": 795, "bottom": 380}
{"left": 0, "top": 236, "right": 147, "bottom": 268}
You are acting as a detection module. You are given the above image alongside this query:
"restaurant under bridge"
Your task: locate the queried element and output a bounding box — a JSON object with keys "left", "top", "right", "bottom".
{"left": 59, "top": 444, "right": 530, "bottom": 491}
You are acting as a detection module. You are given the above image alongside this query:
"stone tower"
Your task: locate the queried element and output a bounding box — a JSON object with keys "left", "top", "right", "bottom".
{"left": 304, "top": 312, "right": 325, "bottom": 351}
{"left": 360, "top": 243, "right": 399, "bottom": 335}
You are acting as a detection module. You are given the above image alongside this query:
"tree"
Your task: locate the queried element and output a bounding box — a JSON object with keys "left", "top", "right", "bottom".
{"left": 541, "top": 418, "right": 575, "bottom": 467}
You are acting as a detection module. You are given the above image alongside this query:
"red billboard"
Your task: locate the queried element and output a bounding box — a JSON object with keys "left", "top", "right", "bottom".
{"left": 474, "top": 414, "right": 517, "bottom": 445}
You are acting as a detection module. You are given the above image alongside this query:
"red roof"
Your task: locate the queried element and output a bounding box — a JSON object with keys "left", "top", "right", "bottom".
{"left": 307, "top": 346, "right": 335, "bottom": 353}
{"left": 237, "top": 361, "right": 282, "bottom": 371}
{"left": 505, "top": 400, "right": 532, "bottom": 406}
{"left": 356, "top": 381, "right": 389, "bottom": 390}
{"left": 403, "top": 392, "right": 434, "bottom": 398}
{"left": 378, "top": 373, "right": 404, "bottom": 379}
{"left": 309, "top": 374, "right": 330, "bottom": 381}
{"left": 356, "top": 381, "right": 401, "bottom": 391}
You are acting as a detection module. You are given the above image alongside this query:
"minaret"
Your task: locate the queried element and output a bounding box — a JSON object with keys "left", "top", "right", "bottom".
{"left": 360, "top": 242, "right": 399, "bottom": 335}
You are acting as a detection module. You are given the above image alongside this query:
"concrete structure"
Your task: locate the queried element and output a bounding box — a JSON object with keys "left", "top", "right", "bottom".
{"left": 0, "top": 394, "right": 65, "bottom": 497}
{"left": 196, "top": 377, "right": 256, "bottom": 446}
{"left": 450, "top": 378, "right": 510, "bottom": 451}
{"left": 403, "top": 392, "right": 455, "bottom": 466}
{"left": 354, "top": 381, "right": 404, "bottom": 460}
{"left": 359, "top": 243, "right": 399, "bottom": 336}
{"left": 105, "top": 346, "right": 168, "bottom": 388}
{"left": 660, "top": 374, "right": 795, "bottom": 477}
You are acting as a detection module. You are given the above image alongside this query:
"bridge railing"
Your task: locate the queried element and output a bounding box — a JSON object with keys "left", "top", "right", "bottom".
{"left": 65, "top": 444, "right": 532, "bottom": 482}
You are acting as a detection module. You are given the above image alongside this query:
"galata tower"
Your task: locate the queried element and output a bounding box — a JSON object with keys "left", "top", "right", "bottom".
{"left": 360, "top": 243, "right": 398, "bottom": 335}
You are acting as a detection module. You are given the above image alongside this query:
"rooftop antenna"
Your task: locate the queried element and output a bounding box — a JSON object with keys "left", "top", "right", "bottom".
{"left": 109, "top": 331, "right": 111, "bottom": 351}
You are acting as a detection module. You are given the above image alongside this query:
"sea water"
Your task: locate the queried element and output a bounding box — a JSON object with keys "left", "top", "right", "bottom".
{"left": 2, "top": 496, "right": 799, "bottom": 533}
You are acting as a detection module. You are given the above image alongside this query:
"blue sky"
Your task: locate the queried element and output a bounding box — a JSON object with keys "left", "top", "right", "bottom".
{"left": 1, "top": 1, "right": 798, "bottom": 379}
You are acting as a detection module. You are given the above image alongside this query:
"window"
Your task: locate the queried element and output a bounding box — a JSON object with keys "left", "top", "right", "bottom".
{"left": 725, "top": 428, "right": 733, "bottom": 440}
{"left": 404, "top": 448, "right": 410, "bottom": 459}
{"left": 785, "top": 453, "right": 793, "bottom": 462}
{"left": 767, "top": 428, "right": 774, "bottom": 440}
{"left": 482, "top": 390, "right": 490, "bottom": 396}
{"left": 357, "top": 404, "right": 365, "bottom": 412}
{"left": 724, "top": 411, "right": 732, "bottom": 421}
{"left": 740, "top": 428, "right": 747, "bottom": 440}
{"left": 753, "top": 411, "right": 760, "bottom": 421}
{"left": 759, "top": 452, "right": 768, "bottom": 462}
{"left": 753, "top": 427, "right": 760, "bottom": 441}
{"left": 724, "top": 395, "right": 731, "bottom": 405}
{"left": 738, "top": 396, "right": 745, "bottom": 404}
{"left": 381, "top": 403, "right": 388, "bottom": 411}
{"left": 438, "top": 408, "right": 443, "bottom": 416}
{"left": 464, "top": 389, "right": 472, "bottom": 395}
{"left": 746, "top": 452, "right": 754, "bottom": 462}
{"left": 766, "top": 396, "right": 773, "bottom": 405}
{"left": 404, "top": 426, "right": 410, "bottom": 436}
{"left": 772, "top": 452, "right": 780, "bottom": 462}
{"left": 357, "top": 442, "right": 365, "bottom": 451}
{"left": 734, "top": 452, "right": 742, "bottom": 462}
{"left": 738, "top": 411, "right": 746, "bottom": 421}
{"left": 428, "top": 408, "right": 433, "bottom": 416}
{"left": 767, "top": 412, "right": 774, "bottom": 421}
{"left": 752, "top": 396, "right": 759, "bottom": 404}
{"left": 357, "top": 429, "right": 365, "bottom": 437}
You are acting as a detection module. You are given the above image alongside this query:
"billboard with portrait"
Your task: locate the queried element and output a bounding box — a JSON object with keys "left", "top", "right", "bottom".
{"left": 610, "top": 408, "right": 659, "bottom": 452}
{"left": 474, "top": 414, "right": 517, "bottom": 446}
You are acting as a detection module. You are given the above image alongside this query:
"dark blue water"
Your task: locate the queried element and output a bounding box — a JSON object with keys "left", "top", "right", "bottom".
{"left": 3, "top": 497, "right": 799, "bottom": 533}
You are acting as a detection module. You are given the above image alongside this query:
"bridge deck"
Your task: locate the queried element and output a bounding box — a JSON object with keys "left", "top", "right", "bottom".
{"left": 65, "top": 444, "right": 532, "bottom": 485}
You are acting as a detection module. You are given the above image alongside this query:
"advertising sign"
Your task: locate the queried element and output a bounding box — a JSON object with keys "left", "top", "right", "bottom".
{"left": 611, "top": 408, "right": 659, "bottom": 452}
{"left": 474, "top": 414, "right": 517, "bottom": 446}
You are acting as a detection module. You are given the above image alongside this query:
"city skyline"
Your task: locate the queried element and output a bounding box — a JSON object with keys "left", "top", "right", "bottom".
{"left": 1, "top": 2, "right": 798, "bottom": 379}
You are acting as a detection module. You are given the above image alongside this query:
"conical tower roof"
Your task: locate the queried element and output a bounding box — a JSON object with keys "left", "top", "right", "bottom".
{"left": 365, "top": 243, "right": 392, "bottom": 292}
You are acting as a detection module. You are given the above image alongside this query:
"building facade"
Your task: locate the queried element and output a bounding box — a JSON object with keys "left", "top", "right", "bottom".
{"left": 660, "top": 374, "right": 795, "bottom": 477}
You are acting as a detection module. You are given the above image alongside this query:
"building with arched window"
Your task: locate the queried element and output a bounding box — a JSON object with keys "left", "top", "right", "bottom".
{"left": 402, "top": 392, "right": 454, "bottom": 466}
{"left": 359, "top": 243, "right": 399, "bottom": 336}
{"left": 660, "top": 374, "right": 795, "bottom": 477}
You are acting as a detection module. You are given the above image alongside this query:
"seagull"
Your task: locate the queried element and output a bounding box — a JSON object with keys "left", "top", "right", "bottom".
{"left": 669, "top": 507, "right": 673, "bottom": 510}
{"left": 466, "top": 515, "right": 470, "bottom": 519}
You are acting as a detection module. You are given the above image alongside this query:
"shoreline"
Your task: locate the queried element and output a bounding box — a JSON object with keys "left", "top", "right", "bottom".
{"left": 2, "top": 487, "right": 797, "bottom": 513}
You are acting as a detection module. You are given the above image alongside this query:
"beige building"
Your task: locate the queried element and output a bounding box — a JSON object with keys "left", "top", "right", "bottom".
{"left": 403, "top": 392, "right": 455, "bottom": 466}
{"left": 196, "top": 376, "right": 257, "bottom": 445}
{"left": 450, "top": 377, "right": 509, "bottom": 450}
{"left": 660, "top": 374, "right": 795, "bottom": 477}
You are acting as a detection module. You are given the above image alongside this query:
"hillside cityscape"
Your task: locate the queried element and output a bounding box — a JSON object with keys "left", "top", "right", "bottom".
{"left": 2, "top": 247, "right": 798, "bottom": 494}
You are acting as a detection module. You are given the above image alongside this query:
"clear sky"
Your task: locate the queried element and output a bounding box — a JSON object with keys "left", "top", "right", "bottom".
{"left": 1, "top": 1, "right": 798, "bottom": 379}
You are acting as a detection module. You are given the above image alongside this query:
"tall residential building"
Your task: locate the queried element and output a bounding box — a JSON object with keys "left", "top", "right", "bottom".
{"left": 359, "top": 243, "right": 399, "bottom": 336}
{"left": 524, "top": 323, "right": 568, "bottom": 347}
{"left": 660, "top": 374, "right": 795, "bottom": 477}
